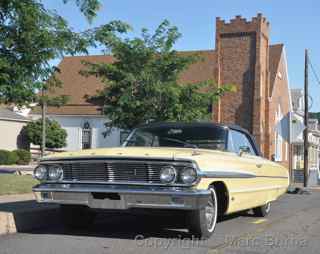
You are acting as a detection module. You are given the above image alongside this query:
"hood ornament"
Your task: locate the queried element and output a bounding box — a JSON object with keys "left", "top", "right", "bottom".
{"left": 192, "top": 149, "right": 201, "bottom": 156}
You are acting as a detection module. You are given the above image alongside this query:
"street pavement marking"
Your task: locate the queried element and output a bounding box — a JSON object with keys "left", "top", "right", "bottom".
{"left": 252, "top": 219, "right": 267, "bottom": 224}
{"left": 208, "top": 204, "right": 317, "bottom": 253}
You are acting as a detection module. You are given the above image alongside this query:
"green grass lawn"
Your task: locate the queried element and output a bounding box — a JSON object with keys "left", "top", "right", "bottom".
{"left": 0, "top": 174, "right": 38, "bottom": 196}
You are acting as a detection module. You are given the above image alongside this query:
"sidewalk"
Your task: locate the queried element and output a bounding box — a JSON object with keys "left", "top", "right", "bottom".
{"left": 0, "top": 165, "right": 36, "bottom": 175}
{"left": 0, "top": 193, "right": 59, "bottom": 235}
{"left": 0, "top": 193, "right": 35, "bottom": 203}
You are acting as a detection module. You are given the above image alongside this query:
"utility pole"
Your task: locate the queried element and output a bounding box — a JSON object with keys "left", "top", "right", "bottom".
{"left": 303, "top": 49, "right": 309, "bottom": 188}
{"left": 41, "top": 88, "right": 46, "bottom": 157}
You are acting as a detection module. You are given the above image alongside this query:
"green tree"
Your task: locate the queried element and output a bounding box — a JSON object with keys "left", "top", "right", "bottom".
{"left": 309, "top": 112, "right": 320, "bottom": 122}
{"left": 63, "top": 0, "right": 101, "bottom": 22}
{"left": 0, "top": 0, "right": 129, "bottom": 155}
{"left": 82, "top": 20, "right": 234, "bottom": 131}
{"left": 1, "top": 0, "right": 79, "bottom": 105}
{"left": 0, "top": 0, "right": 127, "bottom": 106}
{"left": 25, "top": 118, "right": 67, "bottom": 149}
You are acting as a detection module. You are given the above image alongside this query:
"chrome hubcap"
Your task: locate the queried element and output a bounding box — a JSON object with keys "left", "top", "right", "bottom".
{"left": 205, "top": 199, "right": 216, "bottom": 232}
{"left": 265, "top": 202, "right": 271, "bottom": 213}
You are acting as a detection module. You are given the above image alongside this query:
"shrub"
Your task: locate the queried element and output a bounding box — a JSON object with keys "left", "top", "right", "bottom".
{"left": 0, "top": 150, "right": 10, "bottom": 165}
{"left": 7, "top": 152, "right": 19, "bottom": 165}
{"left": 24, "top": 118, "right": 67, "bottom": 149}
{"left": 12, "top": 149, "right": 31, "bottom": 165}
{"left": 0, "top": 150, "right": 18, "bottom": 165}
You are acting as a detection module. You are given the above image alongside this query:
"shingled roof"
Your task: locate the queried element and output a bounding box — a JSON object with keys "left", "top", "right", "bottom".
{"left": 269, "top": 44, "right": 284, "bottom": 94}
{"left": 32, "top": 46, "right": 282, "bottom": 116}
{"left": 0, "top": 107, "right": 30, "bottom": 122}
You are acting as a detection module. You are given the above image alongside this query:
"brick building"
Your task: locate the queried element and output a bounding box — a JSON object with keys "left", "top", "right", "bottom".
{"left": 212, "top": 14, "right": 291, "bottom": 167}
{"left": 31, "top": 14, "right": 291, "bottom": 167}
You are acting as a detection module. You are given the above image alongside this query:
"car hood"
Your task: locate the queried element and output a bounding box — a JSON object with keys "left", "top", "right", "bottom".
{"left": 42, "top": 147, "right": 233, "bottom": 162}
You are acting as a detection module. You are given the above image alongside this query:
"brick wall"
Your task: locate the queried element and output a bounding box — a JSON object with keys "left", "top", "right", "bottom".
{"left": 213, "top": 14, "right": 270, "bottom": 155}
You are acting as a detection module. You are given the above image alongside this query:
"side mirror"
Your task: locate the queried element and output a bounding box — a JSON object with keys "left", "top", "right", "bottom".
{"left": 271, "top": 154, "right": 276, "bottom": 162}
{"left": 239, "top": 146, "right": 251, "bottom": 156}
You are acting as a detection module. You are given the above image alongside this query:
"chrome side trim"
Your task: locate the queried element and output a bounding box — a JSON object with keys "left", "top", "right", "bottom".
{"left": 199, "top": 170, "right": 256, "bottom": 179}
{"left": 199, "top": 170, "right": 288, "bottom": 180}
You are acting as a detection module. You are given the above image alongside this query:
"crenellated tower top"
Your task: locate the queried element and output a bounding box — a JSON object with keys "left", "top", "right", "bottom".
{"left": 216, "top": 13, "right": 270, "bottom": 36}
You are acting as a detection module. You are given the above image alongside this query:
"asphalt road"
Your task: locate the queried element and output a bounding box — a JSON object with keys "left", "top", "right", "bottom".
{"left": 0, "top": 190, "right": 320, "bottom": 254}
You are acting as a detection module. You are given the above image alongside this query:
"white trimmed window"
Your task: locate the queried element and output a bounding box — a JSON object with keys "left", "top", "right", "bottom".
{"left": 82, "top": 121, "right": 92, "bottom": 149}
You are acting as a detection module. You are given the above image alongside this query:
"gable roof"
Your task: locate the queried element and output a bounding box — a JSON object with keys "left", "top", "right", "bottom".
{"left": 32, "top": 46, "right": 282, "bottom": 116}
{"left": 0, "top": 107, "right": 30, "bottom": 122}
{"left": 269, "top": 44, "right": 284, "bottom": 94}
{"left": 32, "top": 50, "right": 217, "bottom": 115}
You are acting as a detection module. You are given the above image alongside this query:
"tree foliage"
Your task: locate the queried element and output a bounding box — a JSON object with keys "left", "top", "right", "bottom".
{"left": 0, "top": 0, "right": 81, "bottom": 105}
{"left": 12, "top": 149, "right": 31, "bottom": 165}
{"left": 63, "top": 0, "right": 101, "bottom": 22}
{"left": 82, "top": 20, "right": 234, "bottom": 130}
{"left": 309, "top": 112, "right": 320, "bottom": 122}
{"left": 0, "top": 0, "right": 127, "bottom": 107}
{"left": 25, "top": 118, "right": 67, "bottom": 149}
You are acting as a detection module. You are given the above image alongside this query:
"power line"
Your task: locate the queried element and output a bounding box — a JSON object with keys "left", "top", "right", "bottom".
{"left": 308, "top": 56, "right": 320, "bottom": 86}
{"left": 307, "top": 56, "right": 320, "bottom": 111}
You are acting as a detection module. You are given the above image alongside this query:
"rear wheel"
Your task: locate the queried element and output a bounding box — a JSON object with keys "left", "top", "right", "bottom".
{"left": 60, "top": 205, "right": 96, "bottom": 229}
{"left": 187, "top": 187, "right": 218, "bottom": 239}
{"left": 253, "top": 202, "right": 271, "bottom": 217}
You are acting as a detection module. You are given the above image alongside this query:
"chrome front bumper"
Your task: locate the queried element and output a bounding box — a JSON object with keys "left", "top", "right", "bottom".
{"left": 33, "top": 183, "right": 210, "bottom": 210}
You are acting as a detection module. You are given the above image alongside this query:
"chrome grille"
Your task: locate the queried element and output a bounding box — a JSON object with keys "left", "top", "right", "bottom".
{"left": 60, "top": 160, "right": 191, "bottom": 184}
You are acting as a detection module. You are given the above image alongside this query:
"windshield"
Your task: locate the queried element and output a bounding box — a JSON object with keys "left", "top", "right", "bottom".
{"left": 124, "top": 125, "right": 227, "bottom": 150}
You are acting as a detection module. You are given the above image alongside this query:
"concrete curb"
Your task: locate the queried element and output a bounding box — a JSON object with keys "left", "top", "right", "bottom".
{"left": 0, "top": 195, "right": 59, "bottom": 235}
{"left": 0, "top": 165, "right": 35, "bottom": 175}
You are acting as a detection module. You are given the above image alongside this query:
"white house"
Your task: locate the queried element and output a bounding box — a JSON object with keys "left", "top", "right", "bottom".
{"left": 30, "top": 114, "right": 122, "bottom": 151}
{"left": 29, "top": 55, "right": 126, "bottom": 151}
{"left": 290, "top": 89, "right": 320, "bottom": 185}
{"left": 0, "top": 107, "right": 30, "bottom": 150}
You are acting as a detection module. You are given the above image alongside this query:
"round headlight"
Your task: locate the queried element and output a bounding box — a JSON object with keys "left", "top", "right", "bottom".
{"left": 34, "top": 165, "right": 47, "bottom": 181}
{"left": 160, "top": 166, "right": 177, "bottom": 184}
{"left": 181, "top": 167, "right": 198, "bottom": 184}
{"left": 48, "top": 165, "right": 63, "bottom": 181}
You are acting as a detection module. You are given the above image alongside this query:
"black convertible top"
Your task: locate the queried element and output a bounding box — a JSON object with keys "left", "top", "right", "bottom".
{"left": 137, "top": 122, "right": 262, "bottom": 156}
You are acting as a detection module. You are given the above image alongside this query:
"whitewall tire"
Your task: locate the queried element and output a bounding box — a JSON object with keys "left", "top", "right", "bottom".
{"left": 253, "top": 202, "right": 271, "bottom": 217}
{"left": 187, "top": 187, "right": 218, "bottom": 239}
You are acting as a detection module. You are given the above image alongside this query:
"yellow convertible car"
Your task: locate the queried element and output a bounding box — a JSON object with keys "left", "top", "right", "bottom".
{"left": 33, "top": 122, "right": 289, "bottom": 239}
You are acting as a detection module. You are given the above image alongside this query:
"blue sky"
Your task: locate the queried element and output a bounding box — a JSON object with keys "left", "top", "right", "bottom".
{"left": 43, "top": 0, "right": 320, "bottom": 112}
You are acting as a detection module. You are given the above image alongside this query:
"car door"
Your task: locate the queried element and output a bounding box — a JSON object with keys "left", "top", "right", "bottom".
{"left": 226, "top": 129, "right": 273, "bottom": 210}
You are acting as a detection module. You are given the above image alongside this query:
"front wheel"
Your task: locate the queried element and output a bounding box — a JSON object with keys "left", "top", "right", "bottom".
{"left": 253, "top": 202, "right": 271, "bottom": 217}
{"left": 187, "top": 187, "right": 218, "bottom": 239}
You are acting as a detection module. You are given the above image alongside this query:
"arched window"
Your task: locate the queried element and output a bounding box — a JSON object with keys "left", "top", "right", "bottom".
{"left": 82, "top": 121, "right": 92, "bottom": 149}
